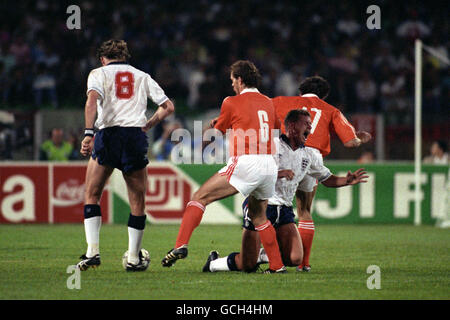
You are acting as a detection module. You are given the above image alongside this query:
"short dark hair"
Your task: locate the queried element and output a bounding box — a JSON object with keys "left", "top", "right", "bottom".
{"left": 97, "top": 39, "right": 131, "bottom": 61}
{"left": 284, "top": 109, "right": 311, "bottom": 128}
{"left": 230, "top": 60, "right": 262, "bottom": 88}
{"left": 299, "top": 76, "right": 330, "bottom": 99}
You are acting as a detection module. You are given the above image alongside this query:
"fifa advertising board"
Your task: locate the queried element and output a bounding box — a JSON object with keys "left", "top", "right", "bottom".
{"left": 0, "top": 162, "right": 448, "bottom": 225}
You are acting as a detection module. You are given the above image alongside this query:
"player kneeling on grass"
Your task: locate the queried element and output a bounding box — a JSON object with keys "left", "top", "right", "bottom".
{"left": 202, "top": 109, "right": 368, "bottom": 273}
{"left": 273, "top": 76, "right": 372, "bottom": 271}
{"left": 76, "top": 39, "right": 175, "bottom": 272}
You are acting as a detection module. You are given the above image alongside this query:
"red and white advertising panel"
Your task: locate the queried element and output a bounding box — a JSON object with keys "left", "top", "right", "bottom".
{"left": 0, "top": 165, "right": 49, "bottom": 223}
{"left": 0, "top": 163, "right": 109, "bottom": 224}
{"left": 145, "top": 166, "right": 192, "bottom": 220}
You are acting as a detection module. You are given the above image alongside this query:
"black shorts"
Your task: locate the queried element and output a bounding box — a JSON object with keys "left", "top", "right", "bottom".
{"left": 92, "top": 127, "right": 149, "bottom": 173}
{"left": 242, "top": 197, "right": 296, "bottom": 231}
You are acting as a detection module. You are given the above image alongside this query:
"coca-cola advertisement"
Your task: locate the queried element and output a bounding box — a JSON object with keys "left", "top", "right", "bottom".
{"left": 52, "top": 165, "right": 109, "bottom": 223}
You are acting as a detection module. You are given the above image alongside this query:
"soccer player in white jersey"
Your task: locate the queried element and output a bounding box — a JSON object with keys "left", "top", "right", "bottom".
{"left": 76, "top": 39, "right": 175, "bottom": 271}
{"left": 202, "top": 109, "right": 368, "bottom": 272}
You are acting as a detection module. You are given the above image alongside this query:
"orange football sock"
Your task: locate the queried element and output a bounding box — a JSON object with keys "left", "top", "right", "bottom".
{"left": 255, "top": 221, "right": 284, "bottom": 271}
{"left": 298, "top": 220, "right": 315, "bottom": 267}
{"left": 175, "top": 201, "right": 205, "bottom": 248}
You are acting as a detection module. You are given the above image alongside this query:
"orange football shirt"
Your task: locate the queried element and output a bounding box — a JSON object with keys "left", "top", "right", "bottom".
{"left": 272, "top": 94, "right": 356, "bottom": 156}
{"left": 215, "top": 89, "right": 280, "bottom": 156}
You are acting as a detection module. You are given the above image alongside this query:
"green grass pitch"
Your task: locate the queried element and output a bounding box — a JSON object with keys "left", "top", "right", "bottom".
{"left": 0, "top": 224, "right": 448, "bottom": 300}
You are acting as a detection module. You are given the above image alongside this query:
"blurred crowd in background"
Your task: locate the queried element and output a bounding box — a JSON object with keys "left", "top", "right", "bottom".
{"left": 0, "top": 0, "right": 448, "bottom": 161}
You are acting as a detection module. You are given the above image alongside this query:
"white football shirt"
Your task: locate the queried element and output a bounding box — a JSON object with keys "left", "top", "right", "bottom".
{"left": 86, "top": 62, "right": 168, "bottom": 129}
{"left": 269, "top": 135, "right": 332, "bottom": 206}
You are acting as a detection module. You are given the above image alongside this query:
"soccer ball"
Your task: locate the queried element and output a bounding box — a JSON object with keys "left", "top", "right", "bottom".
{"left": 122, "top": 248, "right": 150, "bottom": 270}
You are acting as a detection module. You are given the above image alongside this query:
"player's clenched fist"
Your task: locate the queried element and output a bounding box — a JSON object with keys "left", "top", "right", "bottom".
{"left": 80, "top": 136, "right": 94, "bottom": 156}
{"left": 278, "top": 169, "right": 295, "bottom": 180}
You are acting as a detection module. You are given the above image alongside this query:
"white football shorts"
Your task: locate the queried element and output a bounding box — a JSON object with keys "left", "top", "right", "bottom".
{"left": 219, "top": 154, "right": 277, "bottom": 200}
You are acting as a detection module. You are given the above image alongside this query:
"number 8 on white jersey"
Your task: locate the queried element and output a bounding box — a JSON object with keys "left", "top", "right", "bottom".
{"left": 87, "top": 63, "right": 168, "bottom": 130}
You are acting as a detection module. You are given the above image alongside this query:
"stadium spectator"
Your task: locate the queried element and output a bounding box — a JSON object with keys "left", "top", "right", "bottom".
{"left": 380, "top": 73, "right": 406, "bottom": 112}
{"left": 355, "top": 70, "right": 378, "bottom": 113}
{"left": 67, "top": 130, "right": 82, "bottom": 160}
{"left": 39, "top": 127, "right": 75, "bottom": 161}
{"left": 0, "top": 43, "right": 16, "bottom": 73}
{"left": 32, "top": 63, "right": 58, "bottom": 108}
{"left": 274, "top": 66, "right": 300, "bottom": 97}
{"left": 35, "top": 43, "right": 60, "bottom": 70}
{"left": 358, "top": 150, "right": 375, "bottom": 164}
{"left": 9, "top": 36, "right": 31, "bottom": 66}
{"left": 152, "top": 118, "right": 185, "bottom": 161}
{"left": 373, "top": 43, "right": 397, "bottom": 71}
{"left": 0, "top": 62, "right": 7, "bottom": 103}
{"left": 0, "top": 111, "right": 15, "bottom": 160}
{"left": 185, "top": 64, "right": 207, "bottom": 108}
{"left": 7, "top": 66, "right": 30, "bottom": 106}
{"left": 327, "top": 44, "right": 358, "bottom": 75}
{"left": 336, "top": 10, "right": 361, "bottom": 38}
{"left": 0, "top": 123, "right": 13, "bottom": 160}
{"left": 423, "top": 140, "right": 449, "bottom": 164}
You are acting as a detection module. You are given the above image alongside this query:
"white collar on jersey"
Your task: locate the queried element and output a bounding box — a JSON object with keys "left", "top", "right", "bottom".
{"left": 240, "top": 88, "right": 259, "bottom": 94}
{"left": 301, "top": 93, "right": 319, "bottom": 98}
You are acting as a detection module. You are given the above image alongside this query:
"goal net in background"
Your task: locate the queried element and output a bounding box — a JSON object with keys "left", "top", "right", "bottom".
{"left": 414, "top": 39, "right": 450, "bottom": 228}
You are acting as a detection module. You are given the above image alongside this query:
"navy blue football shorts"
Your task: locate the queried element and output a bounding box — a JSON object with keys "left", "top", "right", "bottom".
{"left": 92, "top": 126, "right": 149, "bottom": 173}
{"left": 242, "top": 197, "right": 296, "bottom": 231}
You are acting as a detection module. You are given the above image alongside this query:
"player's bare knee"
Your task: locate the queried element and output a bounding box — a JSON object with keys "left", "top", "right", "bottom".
{"left": 85, "top": 188, "right": 102, "bottom": 203}
{"left": 290, "top": 253, "right": 303, "bottom": 266}
{"left": 242, "top": 262, "right": 258, "bottom": 273}
{"left": 281, "top": 254, "right": 302, "bottom": 267}
{"left": 191, "top": 191, "right": 209, "bottom": 207}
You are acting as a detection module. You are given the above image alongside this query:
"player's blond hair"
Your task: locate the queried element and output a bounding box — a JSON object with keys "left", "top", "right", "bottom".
{"left": 96, "top": 39, "right": 131, "bottom": 61}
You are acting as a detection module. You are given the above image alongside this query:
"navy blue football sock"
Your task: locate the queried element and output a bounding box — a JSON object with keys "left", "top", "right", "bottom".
{"left": 227, "top": 252, "right": 240, "bottom": 271}
{"left": 127, "top": 213, "right": 146, "bottom": 230}
{"left": 84, "top": 204, "right": 101, "bottom": 219}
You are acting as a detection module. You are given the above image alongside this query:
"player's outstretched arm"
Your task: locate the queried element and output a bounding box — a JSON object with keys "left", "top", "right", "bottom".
{"left": 321, "top": 168, "right": 368, "bottom": 187}
{"left": 143, "top": 99, "right": 175, "bottom": 132}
